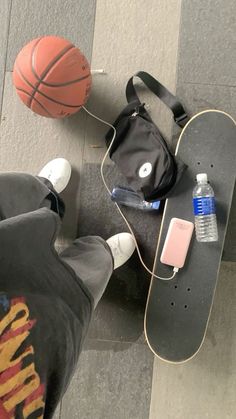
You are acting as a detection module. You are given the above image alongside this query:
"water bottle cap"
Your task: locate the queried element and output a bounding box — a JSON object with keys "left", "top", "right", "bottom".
{"left": 151, "top": 200, "right": 161, "bottom": 210}
{"left": 196, "top": 173, "right": 208, "bottom": 183}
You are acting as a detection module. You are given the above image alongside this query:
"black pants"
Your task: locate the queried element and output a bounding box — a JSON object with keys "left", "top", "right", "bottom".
{"left": 0, "top": 172, "right": 113, "bottom": 307}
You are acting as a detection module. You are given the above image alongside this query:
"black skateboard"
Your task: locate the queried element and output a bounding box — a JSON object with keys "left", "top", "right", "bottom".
{"left": 144, "top": 110, "right": 236, "bottom": 363}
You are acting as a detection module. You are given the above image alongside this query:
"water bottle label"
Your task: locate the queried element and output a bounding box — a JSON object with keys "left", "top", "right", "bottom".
{"left": 151, "top": 200, "right": 161, "bottom": 210}
{"left": 193, "top": 197, "right": 216, "bottom": 216}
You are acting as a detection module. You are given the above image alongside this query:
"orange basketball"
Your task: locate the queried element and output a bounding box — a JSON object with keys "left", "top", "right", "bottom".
{"left": 13, "top": 36, "right": 92, "bottom": 118}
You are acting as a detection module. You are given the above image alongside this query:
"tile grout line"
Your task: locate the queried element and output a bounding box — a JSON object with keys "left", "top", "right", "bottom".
{"left": 75, "top": 0, "right": 98, "bottom": 237}
{"left": 59, "top": 399, "right": 63, "bottom": 419}
{"left": 173, "top": 0, "right": 185, "bottom": 96}
{"left": 75, "top": 110, "right": 89, "bottom": 237}
{"left": 0, "top": 0, "right": 13, "bottom": 122}
{"left": 60, "top": 2, "right": 98, "bottom": 417}
{"left": 181, "top": 80, "right": 236, "bottom": 88}
{"left": 149, "top": 0, "right": 183, "bottom": 418}
{"left": 170, "top": 0, "right": 184, "bottom": 149}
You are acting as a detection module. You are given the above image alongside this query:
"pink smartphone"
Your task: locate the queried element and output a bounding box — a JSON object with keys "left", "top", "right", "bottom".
{"left": 160, "top": 218, "right": 194, "bottom": 269}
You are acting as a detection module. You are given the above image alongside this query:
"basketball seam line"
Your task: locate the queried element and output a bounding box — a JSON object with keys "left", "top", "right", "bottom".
{"left": 32, "top": 61, "right": 91, "bottom": 88}
{"left": 33, "top": 72, "right": 90, "bottom": 88}
{"left": 29, "top": 40, "right": 74, "bottom": 107}
{"left": 24, "top": 38, "right": 42, "bottom": 107}
{"left": 15, "top": 87, "right": 53, "bottom": 117}
{"left": 15, "top": 64, "right": 84, "bottom": 108}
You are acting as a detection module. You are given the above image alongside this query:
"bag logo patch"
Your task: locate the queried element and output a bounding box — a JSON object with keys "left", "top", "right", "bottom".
{"left": 139, "top": 162, "right": 152, "bottom": 178}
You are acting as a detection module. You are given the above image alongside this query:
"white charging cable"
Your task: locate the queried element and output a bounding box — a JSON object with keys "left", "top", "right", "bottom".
{"left": 82, "top": 105, "right": 178, "bottom": 281}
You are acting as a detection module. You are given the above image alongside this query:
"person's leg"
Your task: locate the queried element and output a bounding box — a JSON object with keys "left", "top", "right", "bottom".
{"left": 0, "top": 158, "right": 70, "bottom": 220}
{"left": 0, "top": 172, "right": 55, "bottom": 220}
{"left": 37, "top": 176, "right": 65, "bottom": 219}
{"left": 60, "top": 236, "right": 114, "bottom": 307}
{"left": 59, "top": 233, "right": 135, "bottom": 308}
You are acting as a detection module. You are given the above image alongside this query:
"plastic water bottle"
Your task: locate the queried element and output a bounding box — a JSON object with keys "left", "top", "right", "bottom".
{"left": 111, "top": 186, "right": 160, "bottom": 211}
{"left": 192, "top": 173, "right": 218, "bottom": 242}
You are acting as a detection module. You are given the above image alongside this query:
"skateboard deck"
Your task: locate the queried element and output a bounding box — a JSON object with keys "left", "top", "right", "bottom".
{"left": 144, "top": 110, "right": 236, "bottom": 363}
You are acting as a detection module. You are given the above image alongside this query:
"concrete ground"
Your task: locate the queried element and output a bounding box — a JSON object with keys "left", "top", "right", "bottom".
{"left": 0, "top": 1, "right": 235, "bottom": 418}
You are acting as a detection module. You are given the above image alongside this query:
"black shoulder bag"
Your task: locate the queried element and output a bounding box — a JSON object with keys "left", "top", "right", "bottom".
{"left": 105, "top": 71, "right": 189, "bottom": 202}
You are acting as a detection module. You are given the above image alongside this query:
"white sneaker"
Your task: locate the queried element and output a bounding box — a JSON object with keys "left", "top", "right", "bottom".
{"left": 106, "top": 232, "right": 135, "bottom": 269}
{"left": 38, "top": 158, "right": 71, "bottom": 193}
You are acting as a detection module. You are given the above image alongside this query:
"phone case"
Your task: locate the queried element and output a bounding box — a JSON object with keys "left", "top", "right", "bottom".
{"left": 160, "top": 218, "right": 194, "bottom": 268}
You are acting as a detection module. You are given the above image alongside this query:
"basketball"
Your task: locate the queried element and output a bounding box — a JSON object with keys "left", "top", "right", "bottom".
{"left": 12, "top": 36, "right": 92, "bottom": 118}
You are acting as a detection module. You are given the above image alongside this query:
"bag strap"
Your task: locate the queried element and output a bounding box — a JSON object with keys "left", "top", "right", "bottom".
{"left": 126, "top": 71, "right": 189, "bottom": 128}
